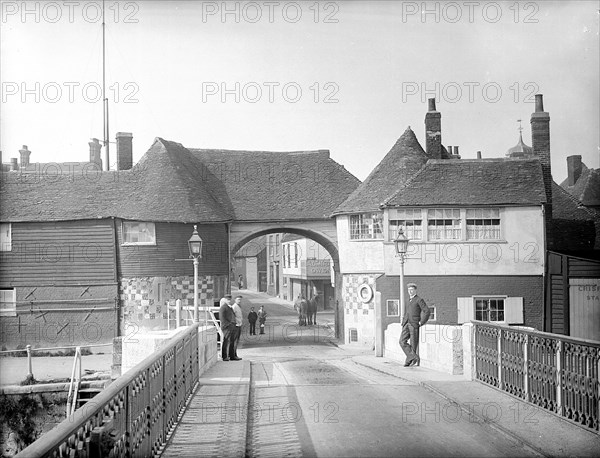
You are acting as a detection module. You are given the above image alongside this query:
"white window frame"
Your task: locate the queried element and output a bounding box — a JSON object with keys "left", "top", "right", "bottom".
{"left": 122, "top": 221, "right": 156, "bottom": 245}
{"left": 457, "top": 296, "right": 523, "bottom": 324}
{"left": 350, "top": 212, "right": 384, "bottom": 240}
{"left": 386, "top": 299, "right": 399, "bottom": 317}
{"left": 428, "top": 306, "right": 437, "bottom": 322}
{"left": 466, "top": 208, "right": 501, "bottom": 240}
{"left": 388, "top": 209, "right": 423, "bottom": 241}
{"left": 0, "top": 288, "right": 16, "bottom": 317}
{"left": 1, "top": 223, "right": 11, "bottom": 251}
{"left": 427, "top": 208, "right": 462, "bottom": 241}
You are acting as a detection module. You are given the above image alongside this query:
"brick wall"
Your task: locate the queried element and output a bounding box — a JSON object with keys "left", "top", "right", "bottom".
{"left": 376, "top": 275, "right": 544, "bottom": 331}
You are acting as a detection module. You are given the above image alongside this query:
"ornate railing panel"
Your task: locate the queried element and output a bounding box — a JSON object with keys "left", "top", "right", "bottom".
{"left": 474, "top": 324, "right": 500, "bottom": 388}
{"left": 473, "top": 321, "right": 600, "bottom": 433}
{"left": 17, "top": 324, "right": 204, "bottom": 457}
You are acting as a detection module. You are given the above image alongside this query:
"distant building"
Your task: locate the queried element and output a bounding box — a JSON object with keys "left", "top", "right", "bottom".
{"left": 281, "top": 234, "right": 334, "bottom": 310}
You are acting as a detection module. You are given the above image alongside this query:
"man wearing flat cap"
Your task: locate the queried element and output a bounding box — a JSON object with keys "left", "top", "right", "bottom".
{"left": 400, "top": 283, "right": 430, "bottom": 367}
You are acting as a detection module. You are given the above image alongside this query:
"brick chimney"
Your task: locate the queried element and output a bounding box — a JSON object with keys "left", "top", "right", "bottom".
{"left": 530, "top": 94, "right": 551, "bottom": 209}
{"left": 19, "top": 145, "right": 31, "bottom": 168}
{"left": 566, "top": 155, "right": 582, "bottom": 186}
{"left": 425, "top": 98, "right": 442, "bottom": 159}
{"left": 11, "top": 158, "right": 18, "bottom": 171}
{"left": 88, "top": 138, "right": 103, "bottom": 170}
{"left": 116, "top": 132, "right": 133, "bottom": 171}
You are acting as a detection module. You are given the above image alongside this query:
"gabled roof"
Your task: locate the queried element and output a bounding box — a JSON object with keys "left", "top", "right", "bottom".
{"left": 333, "top": 127, "right": 428, "bottom": 215}
{"left": 1, "top": 138, "right": 359, "bottom": 224}
{"left": 559, "top": 164, "right": 600, "bottom": 207}
{"left": 189, "top": 148, "right": 360, "bottom": 221}
{"left": 383, "top": 158, "right": 547, "bottom": 207}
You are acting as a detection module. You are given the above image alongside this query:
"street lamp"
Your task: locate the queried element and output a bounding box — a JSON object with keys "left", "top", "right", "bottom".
{"left": 394, "top": 228, "right": 410, "bottom": 320}
{"left": 188, "top": 225, "right": 203, "bottom": 324}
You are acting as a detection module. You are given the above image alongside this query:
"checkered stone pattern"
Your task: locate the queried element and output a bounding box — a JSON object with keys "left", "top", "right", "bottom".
{"left": 343, "top": 274, "right": 377, "bottom": 316}
{"left": 119, "top": 275, "right": 215, "bottom": 329}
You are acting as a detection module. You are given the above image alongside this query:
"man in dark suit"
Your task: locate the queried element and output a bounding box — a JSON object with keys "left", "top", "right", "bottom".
{"left": 219, "top": 294, "right": 236, "bottom": 361}
{"left": 400, "top": 283, "right": 430, "bottom": 367}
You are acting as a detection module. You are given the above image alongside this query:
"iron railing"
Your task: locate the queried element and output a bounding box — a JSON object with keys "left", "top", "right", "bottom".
{"left": 473, "top": 321, "right": 600, "bottom": 432}
{"left": 17, "top": 323, "right": 203, "bottom": 457}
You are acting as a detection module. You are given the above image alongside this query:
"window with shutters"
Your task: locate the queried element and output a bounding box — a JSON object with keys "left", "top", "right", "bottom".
{"left": 0, "top": 288, "right": 16, "bottom": 316}
{"left": 0, "top": 223, "right": 11, "bottom": 251}
{"left": 457, "top": 296, "right": 523, "bottom": 324}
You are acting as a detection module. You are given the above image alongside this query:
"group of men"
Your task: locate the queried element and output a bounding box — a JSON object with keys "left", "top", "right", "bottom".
{"left": 218, "top": 294, "right": 267, "bottom": 361}
{"left": 217, "top": 282, "right": 429, "bottom": 368}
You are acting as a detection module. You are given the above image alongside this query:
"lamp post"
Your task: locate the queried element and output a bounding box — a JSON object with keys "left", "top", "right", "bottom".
{"left": 394, "top": 228, "right": 410, "bottom": 321}
{"left": 188, "top": 225, "right": 203, "bottom": 324}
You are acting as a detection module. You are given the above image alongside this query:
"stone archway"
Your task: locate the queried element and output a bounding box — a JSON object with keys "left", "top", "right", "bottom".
{"left": 229, "top": 221, "right": 344, "bottom": 338}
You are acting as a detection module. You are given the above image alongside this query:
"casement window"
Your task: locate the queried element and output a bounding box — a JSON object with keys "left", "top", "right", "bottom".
{"left": 466, "top": 208, "right": 501, "bottom": 240}
{"left": 388, "top": 209, "right": 423, "bottom": 241}
{"left": 386, "top": 299, "right": 399, "bottom": 317}
{"left": 0, "top": 288, "right": 16, "bottom": 317}
{"left": 389, "top": 207, "right": 502, "bottom": 242}
{"left": 457, "top": 296, "right": 523, "bottom": 324}
{"left": 0, "top": 223, "right": 11, "bottom": 251}
{"left": 427, "top": 209, "right": 461, "bottom": 240}
{"left": 350, "top": 212, "right": 383, "bottom": 240}
{"left": 122, "top": 221, "right": 156, "bottom": 245}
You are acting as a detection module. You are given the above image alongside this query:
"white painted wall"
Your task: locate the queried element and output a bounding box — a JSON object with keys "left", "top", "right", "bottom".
{"left": 336, "top": 215, "right": 385, "bottom": 274}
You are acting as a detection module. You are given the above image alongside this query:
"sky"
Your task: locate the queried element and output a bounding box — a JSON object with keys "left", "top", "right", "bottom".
{"left": 1, "top": 0, "right": 598, "bottom": 183}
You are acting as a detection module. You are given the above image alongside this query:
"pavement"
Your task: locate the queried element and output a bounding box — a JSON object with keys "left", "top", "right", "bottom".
{"left": 159, "top": 345, "right": 600, "bottom": 457}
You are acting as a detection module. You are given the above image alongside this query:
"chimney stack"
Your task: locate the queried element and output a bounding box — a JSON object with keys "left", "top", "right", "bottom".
{"left": 476, "top": 151, "right": 482, "bottom": 159}
{"left": 566, "top": 155, "right": 582, "bottom": 187}
{"left": 530, "top": 94, "right": 551, "bottom": 208}
{"left": 425, "top": 98, "right": 442, "bottom": 159}
{"left": 116, "top": 132, "right": 133, "bottom": 171}
{"left": 19, "top": 145, "right": 31, "bottom": 168}
{"left": 11, "top": 158, "right": 18, "bottom": 171}
{"left": 453, "top": 146, "right": 461, "bottom": 159}
{"left": 447, "top": 145, "right": 453, "bottom": 155}
{"left": 89, "top": 138, "right": 103, "bottom": 170}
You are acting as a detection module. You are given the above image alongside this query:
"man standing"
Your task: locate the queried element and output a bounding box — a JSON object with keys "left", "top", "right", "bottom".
{"left": 219, "top": 294, "right": 236, "bottom": 361}
{"left": 230, "top": 295, "right": 243, "bottom": 360}
{"left": 247, "top": 307, "right": 258, "bottom": 335}
{"left": 399, "top": 283, "right": 430, "bottom": 367}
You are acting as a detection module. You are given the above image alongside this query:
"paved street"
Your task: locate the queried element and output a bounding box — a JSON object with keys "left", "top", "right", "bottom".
{"left": 161, "top": 289, "right": 600, "bottom": 457}
{"left": 230, "top": 290, "right": 536, "bottom": 457}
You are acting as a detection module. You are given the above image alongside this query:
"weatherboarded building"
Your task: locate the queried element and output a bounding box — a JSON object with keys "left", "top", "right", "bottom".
{"left": 0, "top": 138, "right": 359, "bottom": 349}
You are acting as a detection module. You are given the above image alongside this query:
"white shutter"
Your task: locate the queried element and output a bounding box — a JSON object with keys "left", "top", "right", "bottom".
{"left": 457, "top": 297, "right": 474, "bottom": 324}
{"left": 504, "top": 297, "right": 524, "bottom": 324}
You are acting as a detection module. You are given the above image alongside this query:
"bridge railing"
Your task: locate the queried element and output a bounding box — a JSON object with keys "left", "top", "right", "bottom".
{"left": 473, "top": 321, "right": 600, "bottom": 432}
{"left": 17, "top": 323, "right": 202, "bottom": 457}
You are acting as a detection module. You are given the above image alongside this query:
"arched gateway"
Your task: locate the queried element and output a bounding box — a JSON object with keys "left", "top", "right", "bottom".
{"left": 0, "top": 137, "right": 360, "bottom": 348}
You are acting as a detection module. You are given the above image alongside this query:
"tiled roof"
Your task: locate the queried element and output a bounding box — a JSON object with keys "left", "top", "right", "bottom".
{"left": 383, "top": 158, "right": 547, "bottom": 207}
{"left": 189, "top": 148, "right": 360, "bottom": 221}
{"left": 1, "top": 138, "right": 359, "bottom": 223}
{"left": 333, "top": 127, "right": 428, "bottom": 215}
{"left": 550, "top": 181, "right": 600, "bottom": 252}
{"left": 559, "top": 165, "right": 600, "bottom": 207}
